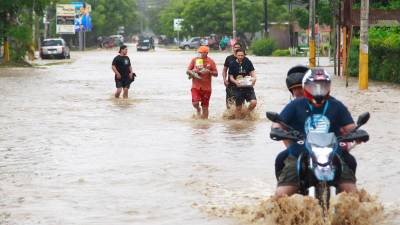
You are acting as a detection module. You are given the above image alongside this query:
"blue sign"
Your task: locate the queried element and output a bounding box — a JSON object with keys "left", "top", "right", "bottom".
{"left": 72, "top": 2, "right": 92, "bottom": 32}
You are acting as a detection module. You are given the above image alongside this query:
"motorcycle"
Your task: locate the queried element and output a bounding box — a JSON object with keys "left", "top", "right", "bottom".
{"left": 266, "top": 111, "right": 370, "bottom": 211}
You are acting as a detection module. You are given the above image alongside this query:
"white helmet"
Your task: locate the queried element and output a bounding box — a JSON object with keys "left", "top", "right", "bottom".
{"left": 302, "top": 68, "right": 331, "bottom": 106}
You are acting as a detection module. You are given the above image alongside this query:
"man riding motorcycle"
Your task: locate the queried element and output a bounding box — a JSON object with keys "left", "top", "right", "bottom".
{"left": 271, "top": 68, "right": 359, "bottom": 197}
{"left": 275, "top": 66, "right": 357, "bottom": 181}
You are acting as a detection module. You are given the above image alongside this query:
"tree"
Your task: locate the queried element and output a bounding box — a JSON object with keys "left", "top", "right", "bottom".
{"left": 158, "top": 0, "right": 186, "bottom": 37}
{"left": 158, "top": 0, "right": 265, "bottom": 38}
{"left": 157, "top": 0, "right": 336, "bottom": 39}
{"left": 0, "top": 0, "right": 52, "bottom": 62}
{"left": 86, "top": 0, "right": 138, "bottom": 37}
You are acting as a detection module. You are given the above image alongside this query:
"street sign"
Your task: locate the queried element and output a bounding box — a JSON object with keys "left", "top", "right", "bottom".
{"left": 173, "top": 18, "right": 184, "bottom": 31}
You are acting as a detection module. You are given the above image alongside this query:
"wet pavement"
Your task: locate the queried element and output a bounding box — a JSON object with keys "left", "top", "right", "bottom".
{"left": 0, "top": 46, "right": 399, "bottom": 225}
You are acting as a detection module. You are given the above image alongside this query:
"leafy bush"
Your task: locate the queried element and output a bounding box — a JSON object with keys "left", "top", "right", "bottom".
{"left": 348, "top": 39, "right": 360, "bottom": 77}
{"left": 353, "top": 0, "right": 400, "bottom": 9}
{"left": 250, "top": 38, "right": 277, "bottom": 56}
{"left": 348, "top": 27, "right": 400, "bottom": 83}
{"left": 8, "top": 25, "right": 32, "bottom": 62}
{"left": 272, "top": 49, "right": 290, "bottom": 56}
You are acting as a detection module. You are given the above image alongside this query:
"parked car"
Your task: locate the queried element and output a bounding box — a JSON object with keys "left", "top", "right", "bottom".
{"left": 109, "top": 34, "right": 124, "bottom": 43}
{"left": 137, "top": 37, "right": 154, "bottom": 51}
{"left": 179, "top": 37, "right": 201, "bottom": 50}
{"left": 102, "top": 35, "right": 124, "bottom": 48}
{"left": 40, "top": 38, "right": 70, "bottom": 59}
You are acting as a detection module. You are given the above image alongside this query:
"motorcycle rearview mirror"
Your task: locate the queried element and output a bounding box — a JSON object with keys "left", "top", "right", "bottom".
{"left": 266, "top": 111, "right": 299, "bottom": 133}
{"left": 357, "top": 112, "right": 370, "bottom": 127}
{"left": 266, "top": 112, "right": 281, "bottom": 123}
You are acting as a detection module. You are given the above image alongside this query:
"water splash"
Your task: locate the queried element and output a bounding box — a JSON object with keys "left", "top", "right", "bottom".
{"left": 193, "top": 190, "right": 385, "bottom": 225}
{"left": 330, "top": 190, "right": 384, "bottom": 225}
{"left": 222, "top": 105, "right": 260, "bottom": 121}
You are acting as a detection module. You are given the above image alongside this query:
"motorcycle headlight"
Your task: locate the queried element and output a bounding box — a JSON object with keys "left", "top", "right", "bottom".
{"left": 311, "top": 146, "right": 335, "bottom": 181}
{"left": 311, "top": 146, "right": 331, "bottom": 164}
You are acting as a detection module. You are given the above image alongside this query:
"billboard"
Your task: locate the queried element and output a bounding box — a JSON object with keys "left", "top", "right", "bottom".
{"left": 56, "top": 4, "right": 76, "bottom": 34}
{"left": 72, "top": 2, "right": 92, "bottom": 32}
{"left": 56, "top": 2, "right": 92, "bottom": 34}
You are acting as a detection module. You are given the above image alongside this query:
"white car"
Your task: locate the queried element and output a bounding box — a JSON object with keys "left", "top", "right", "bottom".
{"left": 40, "top": 38, "right": 70, "bottom": 59}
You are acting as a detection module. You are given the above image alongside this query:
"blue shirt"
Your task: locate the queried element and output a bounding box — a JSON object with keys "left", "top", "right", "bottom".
{"left": 279, "top": 97, "right": 354, "bottom": 136}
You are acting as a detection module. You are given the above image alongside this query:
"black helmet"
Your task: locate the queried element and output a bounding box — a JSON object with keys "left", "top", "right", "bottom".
{"left": 286, "top": 65, "right": 309, "bottom": 93}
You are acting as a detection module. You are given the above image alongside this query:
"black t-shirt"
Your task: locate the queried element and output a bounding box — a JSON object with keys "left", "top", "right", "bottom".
{"left": 228, "top": 57, "right": 255, "bottom": 79}
{"left": 224, "top": 54, "right": 236, "bottom": 67}
{"left": 224, "top": 54, "right": 236, "bottom": 87}
{"left": 112, "top": 55, "right": 131, "bottom": 77}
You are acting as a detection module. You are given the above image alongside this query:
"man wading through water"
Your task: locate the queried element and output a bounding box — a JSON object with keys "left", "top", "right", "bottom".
{"left": 186, "top": 46, "right": 218, "bottom": 119}
{"left": 112, "top": 45, "right": 135, "bottom": 98}
{"left": 228, "top": 48, "right": 257, "bottom": 119}
{"left": 222, "top": 42, "right": 242, "bottom": 108}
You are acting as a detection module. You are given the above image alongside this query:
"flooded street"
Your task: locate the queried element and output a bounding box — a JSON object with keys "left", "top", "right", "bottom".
{"left": 1, "top": 46, "right": 399, "bottom": 225}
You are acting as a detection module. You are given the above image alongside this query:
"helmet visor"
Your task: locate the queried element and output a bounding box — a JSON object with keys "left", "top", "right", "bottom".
{"left": 304, "top": 80, "right": 330, "bottom": 96}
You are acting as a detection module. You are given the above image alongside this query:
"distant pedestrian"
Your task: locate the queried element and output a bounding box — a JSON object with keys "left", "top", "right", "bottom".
{"left": 97, "top": 36, "right": 103, "bottom": 48}
{"left": 219, "top": 35, "right": 229, "bottom": 51}
{"left": 112, "top": 45, "right": 135, "bottom": 98}
{"left": 186, "top": 46, "right": 218, "bottom": 119}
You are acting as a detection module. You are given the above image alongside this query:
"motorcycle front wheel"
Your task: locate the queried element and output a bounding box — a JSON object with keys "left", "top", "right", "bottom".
{"left": 315, "top": 182, "right": 330, "bottom": 213}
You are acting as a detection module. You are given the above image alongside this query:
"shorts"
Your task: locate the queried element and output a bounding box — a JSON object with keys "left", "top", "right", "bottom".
{"left": 233, "top": 87, "right": 256, "bottom": 106}
{"left": 277, "top": 146, "right": 356, "bottom": 187}
{"left": 226, "top": 85, "right": 236, "bottom": 106}
{"left": 191, "top": 88, "right": 211, "bottom": 107}
{"left": 115, "top": 75, "right": 133, "bottom": 89}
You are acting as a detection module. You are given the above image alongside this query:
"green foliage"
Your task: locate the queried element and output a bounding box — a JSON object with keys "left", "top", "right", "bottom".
{"left": 0, "top": 0, "right": 51, "bottom": 62}
{"left": 292, "top": 8, "right": 309, "bottom": 29}
{"left": 159, "top": 0, "right": 186, "bottom": 37}
{"left": 250, "top": 38, "right": 276, "bottom": 56}
{"left": 353, "top": 0, "right": 400, "bottom": 9}
{"left": 180, "top": 0, "right": 262, "bottom": 36}
{"left": 348, "top": 38, "right": 360, "bottom": 77}
{"left": 86, "top": 0, "right": 138, "bottom": 36}
{"left": 272, "top": 49, "right": 290, "bottom": 56}
{"left": 157, "top": 0, "right": 307, "bottom": 38}
{"left": 349, "top": 27, "right": 400, "bottom": 83}
{"left": 316, "top": 0, "right": 332, "bottom": 26}
{"left": 8, "top": 25, "right": 32, "bottom": 62}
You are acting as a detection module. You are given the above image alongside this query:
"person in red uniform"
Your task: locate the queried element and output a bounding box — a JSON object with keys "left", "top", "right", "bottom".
{"left": 186, "top": 46, "right": 218, "bottom": 119}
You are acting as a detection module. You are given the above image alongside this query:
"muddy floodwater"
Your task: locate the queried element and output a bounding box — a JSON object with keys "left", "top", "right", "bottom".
{"left": 1, "top": 46, "right": 399, "bottom": 225}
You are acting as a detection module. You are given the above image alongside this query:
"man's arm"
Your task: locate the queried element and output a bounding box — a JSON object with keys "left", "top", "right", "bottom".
{"left": 112, "top": 65, "right": 121, "bottom": 79}
{"left": 229, "top": 74, "right": 239, "bottom": 86}
{"left": 250, "top": 70, "right": 256, "bottom": 86}
{"left": 186, "top": 59, "right": 196, "bottom": 74}
{"left": 222, "top": 66, "right": 229, "bottom": 86}
{"left": 340, "top": 123, "right": 356, "bottom": 136}
{"left": 270, "top": 102, "right": 296, "bottom": 148}
{"left": 128, "top": 66, "right": 133, "bottom": 79}
{"left": 271, "top": 122, "right": 292, "bottom": 147}
{"left": 207, "top": 61, "right": 218, "bottom": 77}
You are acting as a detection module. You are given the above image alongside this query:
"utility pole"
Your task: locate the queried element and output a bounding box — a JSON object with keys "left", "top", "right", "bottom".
{"left": 232, "top": 0, "right": 237, "bottom": 39}
{"left": 264, "top": 0, "right": 268, "bottom": 37}
{"left": 359, "top": 0, "right": 369, "bottom": 90}
{"left": 309, "top": 0, "right": 316, "bottom": 68}
{"left": 288, "top": 1, "right": 292, "bottom": 48}
{"left": 3, "top": 37, "right": 10, "bottom": 63}
{"left": 337, "top": 0, "right": 341, "bottom": 76}
{"left": 3, "top": 13, "right": 10, "bottom": 63}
